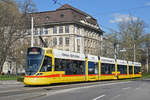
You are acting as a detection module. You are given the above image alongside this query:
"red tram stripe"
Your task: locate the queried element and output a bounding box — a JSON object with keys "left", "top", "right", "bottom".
{"left": 118, "top": 74, "right": 128, "bottom": 75}
{"left": 88, "top": 74, "right": 98, "bottom": 76}
{"left": 24, "top": 74, "right": 60, "bottom": 78}
{"left": 26, "top": 73, "right": 137, "bottom": 78}
{"left": 62, "top": 75, "right": 84, "bottom": 77}
{"left": 25, "top": 74, "right": 100, "bottom": 78}
{"left": 101, "top": 74, "right": 115, "bottom": 76}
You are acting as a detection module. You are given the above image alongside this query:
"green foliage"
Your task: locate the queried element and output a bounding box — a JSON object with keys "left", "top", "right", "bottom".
{"left": 0, "top": 75, "right": 23, "bottom": 80}
{"left": 117, "top": 18, "right": 146, "bottom": 61}
{"left": 0, "top": 0, "right": 37, "bottom": 73}
{"left": 17, "top": 76, "right": 24, "bottom": 82}
{"left": 142, "top": 73, "right": 150, "bottom": 78}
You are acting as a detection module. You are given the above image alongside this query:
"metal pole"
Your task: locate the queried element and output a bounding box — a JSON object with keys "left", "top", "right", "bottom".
{"left": 146, "top": 48, "right": 149, "bottom": 73}
{"left": 114, "top": 46, "right": 117, "bottom": 61}
{"left": 31, "top": 17, "right": 34, "bottom": 47}
{"left": 134, "top": 44, "right": 136, "bottom": 62}
{"left": 100, "top": 36, "right": 103, "bottom": 56}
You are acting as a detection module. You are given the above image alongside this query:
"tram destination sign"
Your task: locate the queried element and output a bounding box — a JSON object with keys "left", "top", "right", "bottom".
{"left": 53, "top": 49, "right": 85, "bottom": 61}
{"left": 28, "top": 47, "right": 41, "bottom": 55}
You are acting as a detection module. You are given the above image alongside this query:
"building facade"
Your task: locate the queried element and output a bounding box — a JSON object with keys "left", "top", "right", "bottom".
{"left": 30, "top": 4, "right": 103, "bottom": 56}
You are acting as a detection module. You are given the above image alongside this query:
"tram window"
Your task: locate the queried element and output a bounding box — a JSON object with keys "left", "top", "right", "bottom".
{"left": 95, "top": 63, "right": 99, "bottom": 74}
{"left": 101, "top": 63, "right": 115, "bottom": 74}
{"left": 117, "top": 65, "right": 127, "bottom": 74}
{"left": 88, "top": 62, "right": 98, "bottom": 75}
{"left": 134, "top": 66, "right": 140, "bottom": 74}
{"left": 55, "top": 58, "right": 85, "bottom": 75}
{"left": 129, "top": 66, "right": 133, "bottom": 74}
{"left": 40, "top": 56, "right": 52, "bottom": 72}
{"left": 55, "top": 59, "right": 65, "bottom": 71}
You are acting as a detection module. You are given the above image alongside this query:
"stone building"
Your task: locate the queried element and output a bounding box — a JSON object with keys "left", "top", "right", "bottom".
{"left": 29, "top": 4, "right": 103, "bottom": 56}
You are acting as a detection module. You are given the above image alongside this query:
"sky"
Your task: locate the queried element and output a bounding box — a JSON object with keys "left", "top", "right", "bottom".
{"left": 30, "top": 0, "right": 150, "bottom": 34}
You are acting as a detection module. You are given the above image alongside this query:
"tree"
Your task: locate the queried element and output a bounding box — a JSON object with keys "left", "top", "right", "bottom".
{"left": 102, "top": 34, "right": 115, "bottom": 58}
{"left": 117, "top": 18, "right": 147, "bottom": 62}
{"left": 20, "top": 0, "right": 37, "bottom": 14}
{"left": 0, "top": 0, "right": 36, "bottom": 73}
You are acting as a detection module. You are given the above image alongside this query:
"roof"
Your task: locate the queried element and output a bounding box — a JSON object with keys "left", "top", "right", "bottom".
{"left": 57, "top": 4, "right": 94, "bottom": 19}
{"left": 30, "top": 4, "right": 103, "bottom": 33}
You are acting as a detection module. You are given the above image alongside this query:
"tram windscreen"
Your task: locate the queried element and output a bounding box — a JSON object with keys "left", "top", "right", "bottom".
{"left": 25, "top": 47, "right": 44, "bottom": 75}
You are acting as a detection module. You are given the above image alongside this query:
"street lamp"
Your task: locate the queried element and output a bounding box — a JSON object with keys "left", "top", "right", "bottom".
{"left": 119, "top": 48, "right": 127, "bottom": 60}
{"left": 120, "top": 48, "right": 126, "bottom": 52}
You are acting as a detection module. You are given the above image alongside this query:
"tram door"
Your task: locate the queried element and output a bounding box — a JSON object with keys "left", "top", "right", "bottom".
{"left": 88, "top": 61, "right": 99, "bottom": 80}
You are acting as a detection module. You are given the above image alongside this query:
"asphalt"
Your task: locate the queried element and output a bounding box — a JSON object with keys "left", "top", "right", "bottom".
{"left": 32, "top": 79, "right": 150, "bottom": 100}
{"left": 1, "top": 79, "right": 150, "bottom": 100}
{"left": 0, "top": 80, "right": 22, "bottom": 85}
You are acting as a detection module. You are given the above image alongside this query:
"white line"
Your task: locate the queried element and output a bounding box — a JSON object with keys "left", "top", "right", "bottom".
{"left": 46, "top": 81, "right": 131, "bottom": 96}
{"left": 135, "top": 87, "right": 140, "bottom": 90}
{"left": 93, "top": 95, "right": 105, "bottom": 100}
{"left": 122, "top": 87, "right": 130, "bottom": 90}
{"left": 50, "top": 81, "right": 117, "bottom": 88}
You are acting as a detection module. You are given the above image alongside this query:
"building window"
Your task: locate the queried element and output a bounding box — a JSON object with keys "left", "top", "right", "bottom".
{"left": 77, "top": 39, "right": 80, "bottom": 52}
{"left": 66, "top": 49, "right": 69, "bottom": 51}
{"left": 53, "top": 37, "right": 57, "bottom": 46}
{"left": 76, "top": 26, "right": 80, "bottom": 34}
{"left": 59, "top": 37, "right": 63, "bottom": 45}
{"left": 65, "top": 37, "right": 69, "bottom": 45}
{"left": 40, "top": 28, "right": 43, "bottom": 35}
{"left": 34, "top": 28, "right": 38, "bottom": 35}
{"left": 65, "top": 25, "right": 69, "bottom": 33}
{"left": 45, "top": 38, "right": 48, "bottom": 44}
{"left": 34, "top": 38, "right": 38, "bottom": 45}
{"left": 59, "top": 26, "right": 63, "bottom": 33}
{"left": 27, "top": 29, "right": 31, "bottom": 35}
{"left": 45, "top": 16, "right": 50, "bottom": 20}
{"left": 37, "top": 17, "right": 40, "bottom": 21}
{"left": 45, "top": 28, "right": 48, "bottom": 34}
{"left": 53, "top": 26, "right": 57, "bottom": 34}
{"left": 60, "top": 14, "right": 64, "bottom": 18}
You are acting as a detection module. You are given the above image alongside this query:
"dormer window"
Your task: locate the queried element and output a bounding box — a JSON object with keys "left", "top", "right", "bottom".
{"left": 60, "top": 14, "right": 64, "bottom": 18}
{"left": 37, "top": 17, "right": 40, "bottom": 21}
{"left": 45, "top": 16, "right": 50, "bottom": 20}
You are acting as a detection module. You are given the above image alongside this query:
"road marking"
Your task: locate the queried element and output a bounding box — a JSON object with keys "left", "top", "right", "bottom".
{"left": 93, "top": 95, "right": 105, "bottom": 100}
{"left": 49, "top": 81, "right": 118, "bottom": 88}
{"left": 46, "top": 81, "right": 131, "bottom": 96}
{"left": 122, "top": 87, "right": 130, "bottom": 90}
{"left": 135, "top": 87, "right": 140, "bottom": 90}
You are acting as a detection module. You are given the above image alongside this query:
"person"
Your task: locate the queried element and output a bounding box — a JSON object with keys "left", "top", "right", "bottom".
{"left": 8, "top": 70, "right": 10, "bottom": 75}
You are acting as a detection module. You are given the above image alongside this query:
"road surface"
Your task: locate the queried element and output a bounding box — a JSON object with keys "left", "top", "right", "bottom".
{"left": 0, "top": 79, "right": 150, "bottom": 100}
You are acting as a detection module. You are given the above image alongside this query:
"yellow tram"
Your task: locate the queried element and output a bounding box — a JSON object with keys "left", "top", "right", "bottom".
{"left": 24, "top": 47, "right": 142, "bottom": 85}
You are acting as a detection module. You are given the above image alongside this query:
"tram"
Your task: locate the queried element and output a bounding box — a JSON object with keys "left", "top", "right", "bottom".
{"left": 24, "top": 47, "right": 142, "bottom": 85}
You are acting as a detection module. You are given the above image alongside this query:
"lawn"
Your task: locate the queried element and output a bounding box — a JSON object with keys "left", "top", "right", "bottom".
{"left": 142, "top": 73, "right": 150, "bottom": 79}
{"left": 0, "top": 75, "right": 23, "bottom": 80}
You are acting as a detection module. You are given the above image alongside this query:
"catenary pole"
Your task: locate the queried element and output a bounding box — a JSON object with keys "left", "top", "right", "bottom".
{"left": 134, "top": 44, "right": 136, "bottom": 62}
{"left": 146, "top": 48, "right": 149, "bottom": 72}
{"left": 31, "top": 17, "right": 34, "bottom": 47}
